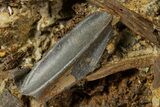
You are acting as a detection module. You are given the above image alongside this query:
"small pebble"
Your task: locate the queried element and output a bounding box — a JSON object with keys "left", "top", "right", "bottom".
{"left": 0, "top": 50, "right": 6, "bottom": 58}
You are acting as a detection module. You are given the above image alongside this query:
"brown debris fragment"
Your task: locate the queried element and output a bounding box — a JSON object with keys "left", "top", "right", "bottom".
{"left": 0, "top": 49, "right": 6, "bottom": 58}
{"left": 89, "top": 0, "right": 160, "bottom": 46}
{"left": 86, "top": 53, "right": 156, "bottom": 81}
{"left": 0, "top": 51, "right": 25, "bottom": 71}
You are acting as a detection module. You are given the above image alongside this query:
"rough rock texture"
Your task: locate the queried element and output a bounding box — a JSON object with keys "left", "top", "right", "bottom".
{"left": 0, "top": 0, "right": 159, "bottom": 106}
{"left": 119, "top": 0, "right": 160, "bottom": 29}
{"left": 0, "top": 90, "right": 23, "bottom": 107}
{"left": 0, "top": 0, "right": 62, "bottom": 47}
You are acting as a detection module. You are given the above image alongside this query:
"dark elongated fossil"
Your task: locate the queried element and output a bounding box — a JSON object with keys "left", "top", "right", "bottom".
{"left": 21, "top": 12, "right": 113, "bottom": 101}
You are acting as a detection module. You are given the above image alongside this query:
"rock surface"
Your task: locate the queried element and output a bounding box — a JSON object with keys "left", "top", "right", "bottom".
{"left": 0, "top": 0, "right": 159, "bottom": 106}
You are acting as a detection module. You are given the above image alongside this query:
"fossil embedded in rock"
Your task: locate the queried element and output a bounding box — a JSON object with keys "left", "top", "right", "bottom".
{"left": 21, "top": 12, "right": 113, "bottom": 101}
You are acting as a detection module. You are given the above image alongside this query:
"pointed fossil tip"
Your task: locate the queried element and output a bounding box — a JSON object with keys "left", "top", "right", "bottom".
{"left": 20, "top": 79, "right": 43, "bottom": 98}
{"left": 20, "top": 80, "right": 34, "bottom": 96}
{"left": 20, "top": 86, "right": 28, "bottom": 95}
{"left": 20, "top": 86, "right": 35, "bottom": 97}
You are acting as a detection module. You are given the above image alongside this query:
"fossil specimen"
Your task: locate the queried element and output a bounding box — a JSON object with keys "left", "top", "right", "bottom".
{"left": 21, "top": 12, "right": 113, "bottom": 101}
